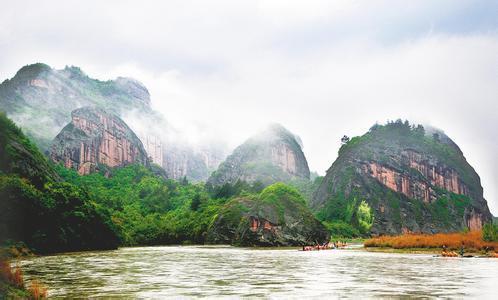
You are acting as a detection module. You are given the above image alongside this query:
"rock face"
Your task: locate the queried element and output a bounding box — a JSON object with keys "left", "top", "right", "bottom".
{"left": 207, "top": 183, "right": 330, "bottom": 246}
{"left": 0, "top": 63, "right": 227, "bottom": 180}
{"left": 311, "top": 121, "right": 492, "bottom": 235}
{"left": 161, "top": 143, "right": 226, "bottom": 182}
{"left": 51, "top": 107, "right": 148, "bottom": 175}
{"left": 208, "top": 124, "right": 310, "bottom": 187}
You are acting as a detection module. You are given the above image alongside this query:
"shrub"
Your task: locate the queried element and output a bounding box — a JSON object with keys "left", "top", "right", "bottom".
{"left": 323, "top": 221, "right": 360, "bottom": 238}
{"left": 357, "top": 200, "right": 374, "bottom": 234}
{"left": 482, "top": 223, "right": 498, "bottom": 242}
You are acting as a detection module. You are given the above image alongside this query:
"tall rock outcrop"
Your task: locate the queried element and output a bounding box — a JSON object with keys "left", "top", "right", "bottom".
{"left": 208, "top": 124, "right": 310, "bottom": 187}
{"left": 51, "top": 107, "right": 148, "bottom": 175}
{"left": 311, "top": 121, "right": 492, "bottom": 235}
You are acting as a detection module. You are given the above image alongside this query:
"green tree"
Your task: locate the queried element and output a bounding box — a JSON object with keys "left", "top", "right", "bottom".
{"left": 191, "top": 193, "right": 201, "bottom": 211}
{"left": 482, "top": 223, "right": 497, "bottom": 242}
{"left": 356, "top": 200, "right": 374, "bottom": 234}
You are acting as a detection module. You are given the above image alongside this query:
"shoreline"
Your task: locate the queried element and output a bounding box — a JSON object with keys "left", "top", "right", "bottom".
{"left": 362, "top": 246, "right": 498, "bottom": 257}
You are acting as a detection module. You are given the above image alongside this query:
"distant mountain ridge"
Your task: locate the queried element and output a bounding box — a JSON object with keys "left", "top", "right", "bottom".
{"left": 0, "top": 63, "right": 226, "bottom": 180}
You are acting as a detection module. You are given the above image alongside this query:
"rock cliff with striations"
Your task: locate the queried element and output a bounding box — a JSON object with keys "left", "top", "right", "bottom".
{"left": 50, "top": 107, "right": 148, "bottom": 175}
{"left": 312, "top": 121, "right": 492, "bottom": 235}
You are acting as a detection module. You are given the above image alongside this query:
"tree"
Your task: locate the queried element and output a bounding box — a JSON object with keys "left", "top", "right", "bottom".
{"left": 432, "top": 133, "right": 440, "bottom": 142}
{"left": 356, "top": 200, "right": 374, "bottom": 234}
{"left": 190, "top": 193, "right": 201, "bottom": 211}
{"left": 414, "top": 124, "right": 425, "bottom": 136}
{"left": 341, "top": 135, "right": 350, "bottom": 144}
{"left": 482, "top": 223, "right": 497, "bottom": 242}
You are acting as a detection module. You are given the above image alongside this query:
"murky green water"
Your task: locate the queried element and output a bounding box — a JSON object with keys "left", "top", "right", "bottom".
{"left": 17, "top": 245, "right": 498, "bottom": 298}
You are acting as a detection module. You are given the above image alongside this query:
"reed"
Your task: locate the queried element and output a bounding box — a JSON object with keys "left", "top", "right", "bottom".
{"left": 29, "top": 280, "right": 48, "bottom": 299}
{"left": 365, "top": 230, "right": 498, "bottom": 251}
{"left": 1, "top": 258, "right": 47, "bottom": 298}
{"left": 1, "top": 259, "right": 24, "bottom": 288}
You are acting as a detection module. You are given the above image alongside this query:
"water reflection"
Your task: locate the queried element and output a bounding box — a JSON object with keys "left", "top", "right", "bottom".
{"left": 18, "top": 245, "right": 498, "bottom": 298}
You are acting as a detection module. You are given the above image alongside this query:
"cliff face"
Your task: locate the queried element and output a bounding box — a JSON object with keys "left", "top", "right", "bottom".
{"left": 159, "top": 143, "right": 226, "bottom": 182}
{"left": 312, "top": 122, "right": 492, "bottom": 235}
{"left": 207, "top": 124, "right": 310, "bottom": 187}
{"left": 51, "top": 107, "right": 148, "bottom": 175}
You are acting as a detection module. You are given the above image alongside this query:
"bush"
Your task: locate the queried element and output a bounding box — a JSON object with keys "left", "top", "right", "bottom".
{"left": 323, "top": 221, "right": 360, "bottom": 238}
{"left": 356, "top": 200, "right": 374, "bottom": 234}
{"left": 482, "top": 223, "right": 498, "bottom": 242}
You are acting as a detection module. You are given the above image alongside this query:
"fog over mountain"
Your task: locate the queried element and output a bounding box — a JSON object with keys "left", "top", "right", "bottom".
{"left": 0, "top": 0, "right": 497, "bottom": 214}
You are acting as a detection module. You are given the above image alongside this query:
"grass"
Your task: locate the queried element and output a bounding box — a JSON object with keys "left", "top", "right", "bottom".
{"left": 0, "top": 257, "right": 47, "bottom": 299}
{"left": 364, "top": 231, "right": 498, "bottom": 252}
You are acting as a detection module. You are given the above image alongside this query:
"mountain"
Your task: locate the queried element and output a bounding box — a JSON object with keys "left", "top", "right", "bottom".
{"left": 0, "top": 63, "right": 226, "bottom": 180}
{"left": 0, "top": 63, "right": 151, "bottom": 150}
{"left": 50, "top": 107, "right": 149, "bottom": 175}
{"left": 207, "top": 183, "right": 329, "bottom": 246}
{"left": 0, "top": 112, "right": 119, "bottom": 253}
{"left": 311, "top": 120, "right": 493, "bottom": 235}
{"left": 208, "top": 124, "right": 310, "bottom": 187}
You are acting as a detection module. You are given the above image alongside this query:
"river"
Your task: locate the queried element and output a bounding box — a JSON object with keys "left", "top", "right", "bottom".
{"left": 17, "top": 245, "right": 498, "bottom": 298}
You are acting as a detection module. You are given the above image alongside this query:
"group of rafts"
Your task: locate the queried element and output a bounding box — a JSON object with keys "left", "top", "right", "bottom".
{"left": 302, "top": 241, "right": 348, "bottom": 251}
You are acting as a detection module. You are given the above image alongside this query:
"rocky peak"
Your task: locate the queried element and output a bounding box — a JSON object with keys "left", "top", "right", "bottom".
{"left": 312, "top": 120, "right": 492, "bottom": 234}
{"left": 207, "top": 124, "right": 310, "bottom": 186}
{"left": 13, "top": 63, "right": 52, "bottom": 81}
{"left": 50, "top": 106, "right": 148, "bottom": 175}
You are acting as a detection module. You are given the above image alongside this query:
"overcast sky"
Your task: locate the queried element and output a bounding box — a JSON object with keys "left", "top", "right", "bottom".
{"left": 0, "top": 0, "right": 497, "bottom": 214}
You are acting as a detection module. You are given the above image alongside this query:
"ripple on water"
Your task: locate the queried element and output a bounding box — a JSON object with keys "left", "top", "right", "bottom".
{"left": 17, "top": 246, "right": 498, "bottom": 298}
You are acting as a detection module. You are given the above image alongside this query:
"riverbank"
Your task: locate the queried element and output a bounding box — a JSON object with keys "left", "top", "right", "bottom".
{"left": 0, "top": 246, "right": 47, "bottom": 299}
{"left": 363, "top": 231, "right": 498, "bottom": 257}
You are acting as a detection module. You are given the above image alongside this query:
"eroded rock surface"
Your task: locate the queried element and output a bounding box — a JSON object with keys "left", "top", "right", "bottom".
{"left": 50, "top": 107, "right": 148, "bottom": 174}
{"left": 312, "top": 122, "right": 492, "bottom": 234}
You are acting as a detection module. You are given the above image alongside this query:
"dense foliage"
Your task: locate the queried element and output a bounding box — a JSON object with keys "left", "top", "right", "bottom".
{"left": 207, "top": 183, "right": 330, "bottom": 246}
{"left": 0, "top": 112, "right": 119, "bottom": 254}
{"left": 57, "top": 164, "right": 229, "bottom": 245}
{"left": 482, "top": 223, "right": 498, "bottom": 242}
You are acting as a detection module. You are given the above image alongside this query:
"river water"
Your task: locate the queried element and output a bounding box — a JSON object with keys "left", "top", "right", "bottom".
{"left": 17, "top": 245, "right": 498, "bottom": 298}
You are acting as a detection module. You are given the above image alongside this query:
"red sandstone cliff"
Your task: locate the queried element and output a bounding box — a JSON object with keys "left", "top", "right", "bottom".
{"left": 312, "top": 121, "right": 493, "bottom": 234}
{"left": 51, "top": 107, "right": 148, "bottom": 175}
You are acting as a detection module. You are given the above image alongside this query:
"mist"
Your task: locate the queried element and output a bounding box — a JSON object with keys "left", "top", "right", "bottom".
{"left": 0, "top": 0, "right": 496, "bottom": 214}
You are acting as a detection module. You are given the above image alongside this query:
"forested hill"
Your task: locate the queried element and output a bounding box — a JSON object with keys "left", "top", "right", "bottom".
{"left": 0, "top": 112, "right": 119, "bottom": 254}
